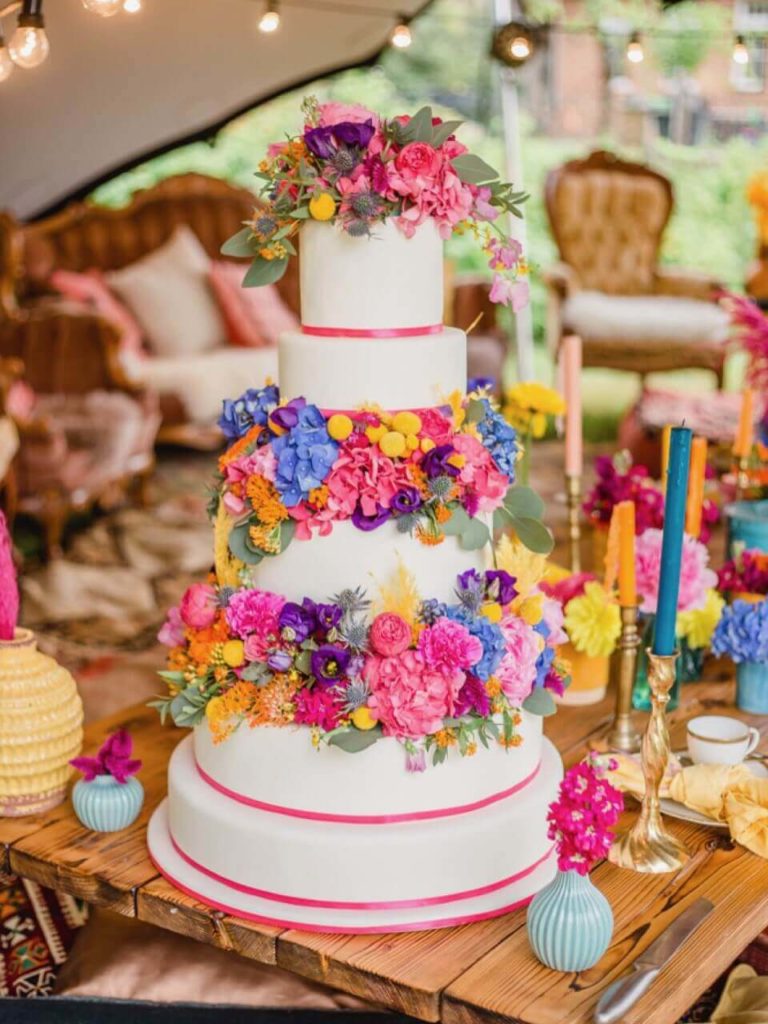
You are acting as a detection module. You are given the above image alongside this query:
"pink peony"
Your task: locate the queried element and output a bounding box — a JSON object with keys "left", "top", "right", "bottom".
{"left": 635, "top": 528, "right": 718, "bottom": 615}
{"left": 364, "top": 650, "right": 463, "bottom": 739}
{"left": 326, "top": 442, "right": 412, "bottom": 518}
{"left": 158, "top": 605, "right": 185, "bottom": 647}
{"left": 418, "top": 407, "right": 454, "bottom": 446}
{"left": 452, "top": 433, "right": 508, "bottom": 512}
{"left": 317, "top": 101, "right": 378, "bottom": 127}
{"left": 496, "top": 615, "right": 541, "bottom": 704}
{"left": 225, "top": 588, "right": 285, "bottom": 657}
{"left": 370, "top": 613, "right": 412, "bottom": 656}
{"left": 179, "top": 584, "right": 218, "bottom": 629}
{"left": 395, "top": 142, "right": 443, "bottom": 184}
{"left": 418, "top": 616, "right": 483, "bottom": 673}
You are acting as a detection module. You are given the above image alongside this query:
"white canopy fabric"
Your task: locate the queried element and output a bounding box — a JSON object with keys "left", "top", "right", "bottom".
{"left": 0, "top": 0, "right": 428, "bottom": 219}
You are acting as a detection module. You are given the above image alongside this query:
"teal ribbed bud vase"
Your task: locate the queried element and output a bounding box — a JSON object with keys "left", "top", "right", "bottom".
{"left": 72, "top": 774, "right": 144, "bottom": 832}
{"left": 527, "top": 869, "right": 613, "bottom": 972}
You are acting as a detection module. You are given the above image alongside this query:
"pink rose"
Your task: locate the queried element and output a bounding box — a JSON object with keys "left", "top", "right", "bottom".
{"left": 179, "top": 583, "right": 218, "bottom": 629}
{"left": 370, "top": 613, "right": 412, "bottom": 656}
{"left": 395, "top": 142, "right": 443, "bottom": 182}
{"left": 364, "top": 650, "right": 463, "bottom": 739}
{"left": 418, "top": 617, "right": 483, "bottom": 673}
{"left": 496, "top": 615, "right": 541, "bottom": 704}
{"left": 158, "top": 605, "right": 185, "bottom": 647}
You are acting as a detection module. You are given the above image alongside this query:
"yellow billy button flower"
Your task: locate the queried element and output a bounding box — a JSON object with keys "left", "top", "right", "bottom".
{"left": 405, "top": 434, "right": 420, "bottom": 451}
{"left": 421, "top": 437, "right": 436, "bottom": 453}
{"left": 518, "top": 594, "right": 544, "bottom": 626}
{"left": 366, "top": 423, "right": 387, "bottom": 444}
{"left": 308, "top": 192, "right": 336, "bottom": 221}
{"left": 392, "top": 411, "right": 422, "bottom": 435}
{"left": 481, "top": 601, "right": 503, "bottom": 623}
{"left": 380, "top": 431, "right": 407, "bottom": 458}
{"left": 222, "top": 640, "right": 245, "bottom": 669}
{"left": 351, "top": 706, "right": 377, "bottom": 731}
{"left": 205, "top": 696, "right": 224, "bottom": 721}
{"left": 327, "top": 413, "right": 354, "bottom": 441}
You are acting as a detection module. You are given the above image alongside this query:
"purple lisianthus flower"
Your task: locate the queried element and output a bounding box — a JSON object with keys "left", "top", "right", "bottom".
{"left": 304, "top": 120, "right": 375, "bottom": 160}
{"left": 279, "top": 601, "right": 315, "bottom": 643}
{"left": 405, "top": 747, "right": 426, "bottom": 773}
{"left": 315, "top": 602, "right": 343, "bottom": 632}
{"left": 304, "top": 125, "right": 336, "bottom": 159}
{"left": 311, "top": 644, "right": 351, "bottom": 684}
{"left": 270, "top": 397, "right": 306, "bottom": 433}
{"left": 485, "top": 569, "right": 518, "bottom": 606}
{"left": 391, "top": 487, "right": 422, "bottom": 514}
{"left": 454, "top": 674, "right": 491, "bottom": 717}
{"left": 333, "top": 120, "right": 375, "bottom": 148}
{"left": 422, "top": 444, "right": 460, "bottom": 479}
{"left": 218, "top": 384, "right": 280, "bottom": 440}
{"left": 352, "top": 504, "right": 391, "bottom": 531}
{"left": 267, "top": 650, "right": 294, "bottom": 672}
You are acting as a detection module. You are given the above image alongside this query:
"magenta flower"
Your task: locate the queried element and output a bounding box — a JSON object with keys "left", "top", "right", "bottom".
{"left": 71, "top": 729, "right": 142, "bottom": 785}
{"left": 546, "top": 758, "right": 623, "bottom": 874}
{"left": 418, "top": 617, "right": 483, "bottom": 673}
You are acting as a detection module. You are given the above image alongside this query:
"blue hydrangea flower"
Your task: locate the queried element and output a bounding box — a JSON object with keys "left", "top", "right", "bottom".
{"left": 219, "top": 385, "right": 280, "bottom": 440}
{"left": 477, "top": 399, "right": 518, "bottom": 480}
{"left": 445, "top": 606, "right": 505, "bottom": 681}
{"left": 533, "top": 644, "right": 555, "bottom": 689}
{"left": 712, "top": 599, "right": 768, "bottom": 663}
{"left": 271, "top": 404, "right": 338, "bottom": 507}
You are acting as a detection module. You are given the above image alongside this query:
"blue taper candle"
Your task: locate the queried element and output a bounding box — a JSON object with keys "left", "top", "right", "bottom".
{"left": 652, "top": 426, "right": 692, "bottom": 656}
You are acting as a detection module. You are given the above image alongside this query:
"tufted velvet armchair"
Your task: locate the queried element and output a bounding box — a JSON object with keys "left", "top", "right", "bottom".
{"left": 543, "top": 150, "right": 728, "bottom": 385}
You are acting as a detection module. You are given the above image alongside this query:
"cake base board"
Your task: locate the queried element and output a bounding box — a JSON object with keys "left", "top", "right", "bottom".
{"left": 148, "top": 801, "right": 555, "bottom": 934}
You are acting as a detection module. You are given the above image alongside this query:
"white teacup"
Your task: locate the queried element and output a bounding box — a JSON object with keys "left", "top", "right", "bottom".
{"left": 686, "top": 715, "right": 760, "bottom": 766}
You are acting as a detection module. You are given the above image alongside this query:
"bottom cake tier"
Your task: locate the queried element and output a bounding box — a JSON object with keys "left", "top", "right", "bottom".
{"left": 148, "top": 735, "right": 562, "bottom": 933}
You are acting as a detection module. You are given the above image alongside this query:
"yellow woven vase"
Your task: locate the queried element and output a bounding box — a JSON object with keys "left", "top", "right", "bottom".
{"left": 0, "top": 628, "right": 84, "bottom": 816}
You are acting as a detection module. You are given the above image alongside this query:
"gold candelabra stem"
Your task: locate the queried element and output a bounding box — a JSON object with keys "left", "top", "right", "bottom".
{"left": 736, "top": 455, "right": 750, "bottom": 501}
{"left": 607, "top": 605, "right": 642, "bottom": 753}
{"left": 608, "top": 649, "right": 689, "bottom": 873}
{"left": 565, "top": 473, "right": 581, "bottom": 574}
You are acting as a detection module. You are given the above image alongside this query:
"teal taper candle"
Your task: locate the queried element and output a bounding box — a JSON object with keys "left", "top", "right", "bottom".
{"left": 653, "top": 426, "right": 692, "bottom": 656}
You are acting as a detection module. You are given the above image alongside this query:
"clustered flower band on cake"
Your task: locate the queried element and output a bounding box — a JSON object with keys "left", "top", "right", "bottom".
{"left": 222, "top": 97, "right": 529, "bottom": 311}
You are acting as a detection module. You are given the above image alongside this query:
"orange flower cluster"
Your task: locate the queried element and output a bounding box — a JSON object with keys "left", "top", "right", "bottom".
{"left": 434, "top": 728, "right": 457, "bottom": 749}
{"left": 246, "top": 475, "right": 288, "bottom": 527}
{"left": 219, "top": 425, "right": 262, "bottom": 472}
{"left": 187, "top": 614, "right": 230, "bottom": 674}
{"left": 308, "top": 485, "right": 329, "bottom": 509}
{"left": 415, "top": 524, "right": 444, "bottom": 546}
{"left": 246, "top": 673, "right": 299, "bottom": 727}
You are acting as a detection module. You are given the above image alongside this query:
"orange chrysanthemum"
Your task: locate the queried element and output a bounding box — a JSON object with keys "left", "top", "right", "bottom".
{"left": 246, "top": 475, "right": 288, "bottom": 527}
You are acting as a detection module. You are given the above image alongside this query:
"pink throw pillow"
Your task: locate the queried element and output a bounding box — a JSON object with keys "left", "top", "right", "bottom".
{"left": 50, "top": 268, "right": 145, "bottom": 358}
{"left": 209, "top": 260, "right": 298, "bottom": 348}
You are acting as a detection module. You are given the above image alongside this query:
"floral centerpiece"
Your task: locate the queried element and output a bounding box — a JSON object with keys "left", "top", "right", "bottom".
{"left": 717, "top": 548, "right": 768, "bottom": 602}
{"left": 70, "top": 730, "right": 144, "bottom": 832}
{"left": 223, "top": 97, "right": 528, "bottom": 308}
{"left": 502, "top": 382, "right": 566, "bottom": 484}
{"left": 712, "top": 599, "right": 768, "bottom": 713}
{"left": 527, "top": 756, "right": 623, "bottom": 972}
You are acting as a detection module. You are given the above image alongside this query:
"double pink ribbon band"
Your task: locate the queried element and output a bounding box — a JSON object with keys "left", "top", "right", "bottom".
{"left": 302, "top": 324, "right": 443, "bottom": 339}
{"left": 195, "top": 758, "right": 542, "bottom": 825}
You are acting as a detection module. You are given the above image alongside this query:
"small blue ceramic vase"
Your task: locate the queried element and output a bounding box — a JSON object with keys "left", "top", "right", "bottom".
{"left": 72, "top": 774, "right": 144, "bottom": 832}
{"left": 736, "top": 661, "right": 768, "bottom": 714}
{"left": 527, "top": 869, "right": 613, "bottom": 972}
{"left": 725, "top": 500, "right": 768, "bottom": 556}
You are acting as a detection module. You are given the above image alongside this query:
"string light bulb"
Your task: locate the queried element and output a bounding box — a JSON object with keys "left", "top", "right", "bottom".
{"left": 9, "top": 0, "right": 49, "bottom": 69}
{"left": 390, "top": 18, "right": 412, "bottom": 49}
{"left": 0, "top": 35, "right": 13, "bottom": 82}
{"left": 626, "top": 30, "right": 644, "bottom": 64}
{"left": 732, "top": 34, "right": 749, "bottom": 65}
{"left": 258, "top": 2, "right": 280, "bottom": 33}
{"left": 508, "top": 34, "right": 531, "bottom": 61}
{"left": 123, "top": 0, "right": 142, "bottom": 12}
{"left": 81, "top": 0, "right": 122, "bottom": 16}
{"left": 491, "top": 20, "right": 536, "bottom": 68}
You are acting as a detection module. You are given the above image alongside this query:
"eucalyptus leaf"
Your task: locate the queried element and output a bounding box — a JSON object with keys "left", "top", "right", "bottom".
{"left": 294, "top": 649, "right": 312, "bottom": 675}
{"left": 451, "top": 154, "right": 499, "bottom": 185}
{"left": 465, "top": 397, "right": 487, "bottom": 424}
{"left": 228, "top": 523, "right": 264, "bottom": 565}
{"left": 522, "top": 688, "right": 557, "bottom": 717}
{"left": 459, "top": 517, "right": 491, "bottom": 551}
{"left": 511, "top": 516, "right": 554, "bottom": 555}
{"left": 441, "top": 505, "right": 471, "bottom": 537}
{"left": 220, "top": 228, "right": 254, "bottom": 258}
{"left": 430, "top": 119, "right": 464, "bottom": 148}
{"left": 243, "top": 256, "right": 289, "bottom": 288}
{"left": 328, "top": 726, "right": 382, "bottom": 754}
{"left": 503, "top": 485, "right": 544, "bottom": 520}
{"left": 493, "top": 507, "right": 513, "bottom": 532}
{"left": 402, "top": 105, "right": 434, "bottom": 143}
{"left": 279, "top": 518, "right": 296, "bottom": 553}
{"left": 240, "top": 662, "right": 272, "bottom": 684}
{"left": 158, "top": 670, "right": 185, "bottom": 685}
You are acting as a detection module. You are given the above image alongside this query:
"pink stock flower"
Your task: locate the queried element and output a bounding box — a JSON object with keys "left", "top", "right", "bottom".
{"left": 158, "top": 605, "right": 185, "bottom": 647}
{"left": 452, "top": 433, "right": 508, "bottom": 513}
{"left": 370, "top": 613, "right": 412, "bottom": 656}
{"left": 225, "top": 588, "right": 285, "bottom": 656}
{"left": 473, "top": 186, "right": 499, "bottom": 222}
{"left": 547, "top": 758, "right": 624, "bottom": 874}
{"left": 496, "top": 614, "right": 541, "bottom": 704}
{"left": 288, "top": 502, "right": 335, "bottom": 541}
{"left": 489, "top": 275, "right": 529, "bottom": 311}
{"left": 364, "top": 649, "right": 463, "bottom": 739}
{"left": 635, "top": 528, "right": 718, "bottom": 615}
{"left": 317, "top": 101, "right": 378, "bottom": 127}
{"left": 326, "top": 442, "right": 412, "bottom": 518}
{"left": 418, "top": 617, "right": 483, "bottom": 673}
{"left": 293, "top": 687, "right": 345, "bottom": 731}
{"left": 225, "top": 446, "right": 277, "bottom": 486}
{"left": 179, "top": 583, "right": 218, "bottom": 629}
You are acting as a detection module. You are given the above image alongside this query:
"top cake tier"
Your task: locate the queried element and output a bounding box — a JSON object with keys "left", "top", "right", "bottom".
{"left": 299, "top": 219, "right": 443, "bottom": 333}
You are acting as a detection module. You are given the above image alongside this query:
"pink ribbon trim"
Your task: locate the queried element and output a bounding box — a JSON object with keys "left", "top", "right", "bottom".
{"left": 195, "top": 758, "right": 542, "bottom": 824}
{"left": 169, "top": 835, "right": 554, "bottom": 912}
{"left": 149, "top": 851, "right": 549, "bottom": 934}
{"left": 302, "top": 324, "right": 443, "bottom": 339}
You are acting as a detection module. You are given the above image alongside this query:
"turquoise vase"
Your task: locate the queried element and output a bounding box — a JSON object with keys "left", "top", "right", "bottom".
{"left": 736, "top": 661, "right": 768, "bottom": 714}
{"left": 527, "top": 869, "right": 613, "bottom": 972}
{"left": 631, "top": 616, "right": 682, "bottom": 711}
{"left": 72, "top": 775, "right": 144, "bottom": 832}
{"left": 725, "top": 500, "right": 768, "bottom": 556}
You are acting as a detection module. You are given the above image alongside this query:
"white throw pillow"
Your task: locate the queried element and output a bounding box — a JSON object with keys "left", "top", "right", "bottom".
{"left": 106, "top": 225, "right": 225, "bottom": 357}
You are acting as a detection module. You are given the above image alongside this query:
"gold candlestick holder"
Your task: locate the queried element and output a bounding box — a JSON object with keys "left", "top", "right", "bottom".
{"left": 735, "top": 455, "right": 750, "bottom": 500}
{"left": 608, "top": 649, "right": 689, "bottom": 873}
{"left": 565, "top": 473, "right": 582, "bottom": 573}
{"left": 606, "top": 605, "right": 642, "bottom": 753}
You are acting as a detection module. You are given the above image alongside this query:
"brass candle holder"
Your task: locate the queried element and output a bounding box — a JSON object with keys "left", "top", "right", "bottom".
{"left": 608, "top": 648, "right": 689, "bottom": 873}
{"left": 735, "top": 455, "right": 750, "bottom": 500}
{"left": 565, "top": 473, "right": 582, "bottom": 573}
{"left": 606, "top": 605, "right": 641, "bottom": 753}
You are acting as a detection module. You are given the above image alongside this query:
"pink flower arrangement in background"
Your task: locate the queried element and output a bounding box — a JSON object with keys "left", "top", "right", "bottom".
{"left": 547, "top": 757, "right": 624, "bottom": 874}
{"left": 635, "top": 528, "right": 718, "bottom": 615}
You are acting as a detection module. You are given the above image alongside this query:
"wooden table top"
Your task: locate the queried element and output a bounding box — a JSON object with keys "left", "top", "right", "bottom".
{"left": 2, "top": 675, "right": 768, "bottom": 1024}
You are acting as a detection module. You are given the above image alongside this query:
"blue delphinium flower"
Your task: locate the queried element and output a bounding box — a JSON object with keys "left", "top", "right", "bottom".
{"left": 271, "top": 404, "right": 338, "bottom": 507}
{"left": 446, "top": 605, "right": 505, "bottom": 681}
{"left": 712, "top": 599, "right": 768, "bottom": 663}
{"left": 477, "top": 398, "right": 518, "bottom": 480}
{"left": 219, "top": 384, "right": 280, "bottom": 440}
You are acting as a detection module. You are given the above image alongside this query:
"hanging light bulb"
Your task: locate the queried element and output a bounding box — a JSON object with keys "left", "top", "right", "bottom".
{"left": 509, "top": 34, "right": 531, "bottom": 61}
{"left": 0, "top": 35, "right": 13, "bottom": 82}
{"left": 9, "top": 0, "right": 49, "bottom": 69}
{"left": 123, "top": 0, "right": 142, "bottom": 12}
{"left": 626, "top": 30, "right": 644, "bottom": 64}
{"left": 82, "top": 0, "right": 122, "bottom": 16}
{"left": 390, "top": 18, "right": 412, "bottom": 49}
{"left": 258, "top": 1, "right": 280, "bottom": 33}
{"left": 491, "top": 21, "right": 536, "bottom": 68}
{"left": 732, "top": 34, "right": 750, "bottom": 66}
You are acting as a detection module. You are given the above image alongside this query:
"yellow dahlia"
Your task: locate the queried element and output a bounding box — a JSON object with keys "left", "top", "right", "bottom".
{"left": 564, "top": 582, "right": 621, "bottom": 659}
{"left": 677, "top": 588, "right": 725, "bottom": 650}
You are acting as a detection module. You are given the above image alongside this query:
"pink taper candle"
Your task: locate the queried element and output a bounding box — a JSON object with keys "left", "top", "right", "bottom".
{"left": 562, "top": 334, "right": 583, "bottom": 476}
{"left": 0, "top": 511, "right": 18, "bottom": 640}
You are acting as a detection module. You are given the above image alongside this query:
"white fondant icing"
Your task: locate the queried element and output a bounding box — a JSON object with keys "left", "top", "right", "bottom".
{"left": 247, "top": 516, "right": 491, "bottom": 604}
{"left": 278, "top": 328, "right": 466, "bottom": 410}
{"left": 161, "top": 735, "right": 561, "bottom": 912}
{"left": 194, "top": 712, "right": 543, "bottom": 818}
{"left": 299, "top": 219, "right": 444, "bottom": 331}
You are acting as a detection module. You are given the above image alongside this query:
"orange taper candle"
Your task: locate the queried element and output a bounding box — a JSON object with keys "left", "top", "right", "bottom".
{"left": 734, "top": 388, "right": 754, "bottom": 459}
{"left": 685, "top": 436, "right": 707, "bottom": 539}
{"left": 660, "top": 424, "right": 672, "bottom": 495}
{"left": 616, "top": 500, "right": 637, "bottom": 607}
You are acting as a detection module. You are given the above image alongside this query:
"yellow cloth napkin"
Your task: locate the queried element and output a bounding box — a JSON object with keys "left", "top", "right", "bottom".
{"left": 724, "top": 777, "right": 768, "bottom": 860}
{"left": 710, "top": 963, "right": 768, "bottom": 1024}
{"left": 668, "top": 764, "right": 754, "bottom": 823}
